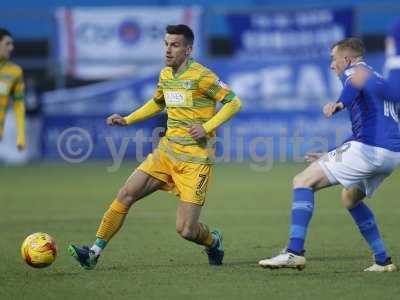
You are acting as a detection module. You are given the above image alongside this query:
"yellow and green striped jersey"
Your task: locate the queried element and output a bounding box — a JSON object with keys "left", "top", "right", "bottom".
{"left": 153, "top": 58, "right": 236, "bottom": 164}
{"left": 0, "top": 60, "right": 25, "bottom": 138}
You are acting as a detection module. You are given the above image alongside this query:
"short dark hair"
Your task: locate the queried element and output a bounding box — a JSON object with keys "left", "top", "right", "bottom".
{"left": 166, "top": 24, "right": 194, "bottom": 45}
{"left": 332, "top": 37, "right": 365, "bottom": 58}
{"left": 0, "top": 28, "right": 12, "bottom": 41}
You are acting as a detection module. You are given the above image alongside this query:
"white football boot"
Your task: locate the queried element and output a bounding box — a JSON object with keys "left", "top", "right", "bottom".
{"left": 364, "top": 263, "right": 397, "bottom": 272}
{"left": 258, "top": 251, "right": 306, "bottom": 270}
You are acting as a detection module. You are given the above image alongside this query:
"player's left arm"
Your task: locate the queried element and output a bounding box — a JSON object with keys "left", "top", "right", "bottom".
{"left": 349, "top": 65, "right": 400, "bottom": 102}
{"left": 11, "top": 68, "right": 26, "bottom": 151}
{"left": 189, "top": 72, "right": 242, "bottom": 139}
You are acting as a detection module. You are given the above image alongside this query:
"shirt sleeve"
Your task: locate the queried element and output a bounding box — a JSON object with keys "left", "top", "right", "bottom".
{"left": 11, "top": 68, "right": 25, "bottom": 102}
{"left": 198, "top": 70, "right": 236, "bottom": 104}
{"left": 11, "top": 68, "right": 26, "bottom": 147}
{"left": 338, "top": 80, "right": 361, "bottom": 108}
{"left": 338, "top": 66, "right": 362, "bottom": 108}
{"left": 202, "top": 98, "right": 242, "bottom": 133}
{"left": 123, "top": 99, "right": 164, "bottom": 125}
{"left": 152, "top": 73, "right": 165, "bottom": 105}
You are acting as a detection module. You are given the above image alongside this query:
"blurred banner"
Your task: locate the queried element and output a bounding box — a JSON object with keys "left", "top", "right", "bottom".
{"left": 226, "top": 8, "right": 354, "bottom": 59}
{"left": 43, "top": 54, "right": 386, "bottom": 162}
{"left": 55, "top": 6, "right": 202, "bottom": 79}
{"left": 41, "top": 66, "right": 163, "bottom": 161}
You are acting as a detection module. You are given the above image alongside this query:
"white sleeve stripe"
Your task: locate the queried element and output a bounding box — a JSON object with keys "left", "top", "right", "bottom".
{"left": 344, "top": 76, "right": 353, "bottom": 84}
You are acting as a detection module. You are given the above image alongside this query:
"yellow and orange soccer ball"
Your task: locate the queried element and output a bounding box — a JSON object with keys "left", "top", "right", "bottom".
{"left": 21, "top": 232, "right": 57, "bottom": 268}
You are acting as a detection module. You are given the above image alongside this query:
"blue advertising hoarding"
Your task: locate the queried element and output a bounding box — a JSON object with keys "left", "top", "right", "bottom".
{"left": 226, "top": 8, "right": 354, "bottom": 59}
{"left": 41, "top": 54, "right": 386, "bottom": 163}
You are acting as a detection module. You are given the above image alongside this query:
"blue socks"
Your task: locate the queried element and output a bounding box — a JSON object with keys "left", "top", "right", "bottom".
{"left": 288, "top": 188, "right": 315, "bottom": 255}
{"left": 287, "top": 188, "right": 388, "bottom": 264}
{"left": 348, "top": 202, "right": 388, "bottom": 264}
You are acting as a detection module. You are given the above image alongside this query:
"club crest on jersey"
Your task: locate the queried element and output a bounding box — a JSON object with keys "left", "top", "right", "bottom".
{"left": 181, "top": 80, "right": 192, "bottom": 89}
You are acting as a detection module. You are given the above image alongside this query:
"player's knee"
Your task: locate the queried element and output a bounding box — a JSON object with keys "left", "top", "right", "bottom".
{"left": 341, "top": 189, "right": 358, "bottom": 209}
{"left": 293, "top": 173, "right": 310, "bottom": 189}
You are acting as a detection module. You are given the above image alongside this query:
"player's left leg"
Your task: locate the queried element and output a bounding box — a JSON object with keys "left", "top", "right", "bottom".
{"left": 171, "top": 161, "right": 223, "bottom": 265}
{"left": 175, "top": 201, "right": 223, "bottom": 265}
{"left": 259, "top": 159, "right": 334, "bottom": 270}
{"left": 342, "top": 187, "right": 396, "bottom": 272}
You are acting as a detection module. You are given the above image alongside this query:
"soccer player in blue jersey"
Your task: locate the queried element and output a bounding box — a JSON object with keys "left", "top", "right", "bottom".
{"left": 259, "top": 38, "right": 400, "bottom": 272}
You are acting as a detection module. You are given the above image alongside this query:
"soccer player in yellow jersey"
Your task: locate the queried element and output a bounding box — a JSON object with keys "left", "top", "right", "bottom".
{"left": 69, "top": 24, "right": 242, "bottom": 268}
{"left": 0, "top": 28, "right": 26, "bottom": 151}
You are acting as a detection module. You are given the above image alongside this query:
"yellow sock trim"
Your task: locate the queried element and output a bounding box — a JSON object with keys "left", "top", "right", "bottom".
{"left": 194, "top": 223, "right": 214, "bottom": 247}
{"left": 96, "top": 199, "right": 129, "bottom": 242}
{"left": 203, "top": 233, "right": 214, "bottom": 248}
{"left": 110, "top": 199, "right": 129, "bottom": 214}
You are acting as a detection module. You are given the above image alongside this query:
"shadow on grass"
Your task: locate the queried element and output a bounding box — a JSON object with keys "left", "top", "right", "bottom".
{"left": 310, "top": 255, "right": 364, "bottom": 262}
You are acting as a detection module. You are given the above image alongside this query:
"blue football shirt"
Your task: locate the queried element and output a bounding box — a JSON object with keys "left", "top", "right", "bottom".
{"left": 338, "top": 62, "right": 400, "bottom": 152}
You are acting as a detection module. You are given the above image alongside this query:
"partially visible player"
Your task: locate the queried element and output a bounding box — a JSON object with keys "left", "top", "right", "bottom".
{"left": 68, "top": 24, "right": 242, "bottom": 269}
{"left": 351, "top": 19, "right": 400, "bottom": 100}
{"left": 384, "top": 18, "right": 400, "bottom": 99}
{"left": 0, "top": 28, "right": 26, "bottom": 151}
{"left": 259, "top": 38, "right": 400, "bottom": 272}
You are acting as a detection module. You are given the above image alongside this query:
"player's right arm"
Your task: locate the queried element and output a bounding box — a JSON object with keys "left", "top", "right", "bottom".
{"left": 323, "top": 80, "right": 358, "bottom": 117}
{"left": 324, "top": 67, "right": 365, "bottom": 118}
{"left": 107, "top": 99, "right": 165, "bottom": 126}
{"left": 107, "top": 75, "right": 166, "bottom": 127}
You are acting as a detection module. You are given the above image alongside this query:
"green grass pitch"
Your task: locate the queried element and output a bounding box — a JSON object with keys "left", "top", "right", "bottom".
{"left": 1, "top": 162, "right": 400, "bottom": 299}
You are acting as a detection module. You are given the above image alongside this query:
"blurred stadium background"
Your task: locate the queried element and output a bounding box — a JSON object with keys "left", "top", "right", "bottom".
{"left": 1, "top": 0, "right": 399, "bottom": 164}
{"left": 2, "top": 1, "right": 400, "bottom": 299}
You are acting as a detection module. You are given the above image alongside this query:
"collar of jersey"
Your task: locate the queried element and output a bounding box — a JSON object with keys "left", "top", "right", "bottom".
{"left": 341, "top": 61, "right": 367, "bottom": 81}
{"left": 172, "top": 58, "right": 194, "bottom": 79}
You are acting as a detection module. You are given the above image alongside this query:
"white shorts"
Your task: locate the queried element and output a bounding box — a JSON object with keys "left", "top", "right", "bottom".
{"left": 318, "top": 141, "right": 400, "bottom": 197}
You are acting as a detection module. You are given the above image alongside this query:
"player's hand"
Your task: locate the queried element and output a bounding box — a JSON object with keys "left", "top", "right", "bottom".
{"left": 107, "top": 114, "right": 128, "bottom": 126}
{"left": 323, "top": 102, "right": 344, "bottom": 118}
{"left": 17, "top": 144, "right": 26, "bottom": 151}
{"left": 17, "top": 143, "right": 26, "bottom": 151}
{"left": 188, "top": 124, "right": 207, "bottom": 140}
{"left": 350, "top": 66, "right": 370, "bottom": 88}
{"left": 305, "top": 152, "right": 323, "bottom": 164}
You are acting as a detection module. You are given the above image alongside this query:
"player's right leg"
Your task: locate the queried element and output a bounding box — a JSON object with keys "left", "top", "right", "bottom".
{"left": 69, "top": 169, "right": 165, "bottom": 270}
{"left": 259, "top": 159, "right": 333, "bottom": 270}
{"left": 175, "top": 201, "right": 224, "bottom": 265}
{"left": 342, "top": 187, "right": 397, "bottom": 272}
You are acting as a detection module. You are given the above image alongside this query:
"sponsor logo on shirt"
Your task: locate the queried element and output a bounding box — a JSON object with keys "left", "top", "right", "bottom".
{"left": 164, "top": 90, "right": 193, "bottom": 107}
{"left": 181, "top": 80, "right": 192, "bottom": 89}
